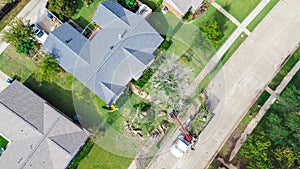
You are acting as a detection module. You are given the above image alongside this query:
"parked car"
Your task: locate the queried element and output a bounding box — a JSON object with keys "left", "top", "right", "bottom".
{"left": 31, "top": 24, "right": 48, "bottom": 44}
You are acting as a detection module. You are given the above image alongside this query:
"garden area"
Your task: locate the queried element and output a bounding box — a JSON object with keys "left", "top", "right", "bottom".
{"left": 232, "top": 70, "right": 300, "bottom": 168}
{"left": 215, "top": 0, "right": 262, "bottom": 22}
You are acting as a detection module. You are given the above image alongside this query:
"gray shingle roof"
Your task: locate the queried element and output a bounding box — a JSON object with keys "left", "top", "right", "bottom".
{"left": 0, "top": 81, "right": 89, "bottom": 169}
{"left": 42, "top": 1, "right": 163, "bottom": 105}
{"left": 164, "top": 0, "right": 204, "bottom": 15}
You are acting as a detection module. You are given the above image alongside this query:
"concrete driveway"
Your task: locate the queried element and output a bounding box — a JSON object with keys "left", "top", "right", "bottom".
{"left": 0, "top": 71, "right": 10, "bottom": 92}
{"left": 0, "top": 0, "right": 48, "bottom": 54}
{"left": 147, "top": 0, "right": 300, "bottom": 168}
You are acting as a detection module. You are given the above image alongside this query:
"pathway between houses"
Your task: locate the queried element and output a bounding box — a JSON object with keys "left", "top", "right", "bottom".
{"left": 229, "top": 55, "right": 300, "bottom": 161}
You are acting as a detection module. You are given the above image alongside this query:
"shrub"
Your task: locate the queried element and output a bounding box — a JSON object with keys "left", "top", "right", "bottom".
{"left": 16, "top": 39, "right": 36, "bottom": 54}
{"left": 134, "top": 68, "right": 154, "bottom": 88}
{"left": 118, "top": 0, "right": 138, "bottom": 12}
{"left": 34, "top": 54, "right": 62, "bottom": 83}
{"left": 133, "top": 102, "right": 151, "bottom": 111}
{"left": 159, "top": 39, "right": 172, "bottom": 51}
{"left": 68, "top": 139, "right": 94, "bottom": 169}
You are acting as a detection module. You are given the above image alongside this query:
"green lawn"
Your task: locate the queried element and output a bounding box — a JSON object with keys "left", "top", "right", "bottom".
{"left": 269, "top": 47, "right": 300, "bottom": 90}
{"left": 0, "top": 136, "right": 8, "bottom": 149}
{"left": 215, "top": 0, "right": 262, "bottom": 22}
{"left": 192, "top": 5, "right": 237, "bottom": 50}
{"left": 78, "top": 144, "right": 132, "bottom": 169}
{"left": 72, "top": 0, "right": 105, "bottom": 28}
{"left": 247, "top": 0, "right": 280, "bottom": 31}
{"left": 0, "top": 46, "right": 35, "bottom": 82}
{"left": 195, "top": 32, "right": 248, "bottom": 93}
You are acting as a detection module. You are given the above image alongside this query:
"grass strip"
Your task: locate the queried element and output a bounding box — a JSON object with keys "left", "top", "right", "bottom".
{"left": 247, "top": 0, "right": 280, "bottom": 31}
{"left": 269, "top": 47, "right": 300, "bottom": 90}
{"left": 196, "top": 32, "right": 247, "bottom": 93}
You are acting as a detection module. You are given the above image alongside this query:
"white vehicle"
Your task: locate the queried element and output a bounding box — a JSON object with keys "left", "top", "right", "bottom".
{"left": 170, "top": 137, "right": 190, "bottom": 158}
{"left": 31, "top": 24, "right": 48, "bottom": 44}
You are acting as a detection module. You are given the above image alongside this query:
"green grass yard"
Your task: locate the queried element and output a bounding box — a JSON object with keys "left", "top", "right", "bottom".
{"left": 72, "top": 0, "right": 105, "bottom": 28}
{"left": 78, "top": 144, "right": 132, "bottom": 169}
{"left": 247, "top": 0, "right": 280, "bottom": 31}
{"left": 215, "top": 0, "right": 261, "bottom": 22}
{"left": 192, "top": 5, "right": 237, "bottom": 50}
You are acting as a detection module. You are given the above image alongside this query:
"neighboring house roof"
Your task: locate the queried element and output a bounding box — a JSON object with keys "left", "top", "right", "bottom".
{"left": 164, "top": 0, "right": 204, "bottom": 16}
{"left": 0, "top": 81, "right": 89, "bottom": 169}
{"left": 42, "top": 1, "right": 163, "bottom": 105}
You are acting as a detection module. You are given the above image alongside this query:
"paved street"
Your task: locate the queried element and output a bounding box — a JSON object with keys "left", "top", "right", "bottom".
{"left": 0, "top": 0, "right": 47, "bottom": 54}
{"left": 147, "top": 0, "right": 300, "bottom": 168}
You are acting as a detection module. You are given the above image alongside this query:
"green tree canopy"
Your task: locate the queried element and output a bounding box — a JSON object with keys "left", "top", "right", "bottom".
{"left": 119, "top": 0, "right": 138, "bottom": 11}
{"left": 200, "top": 20, "right": 222, "bottom": 47}
{"left": 239, "top": 131, "right": 271, "bottom": 169}
{"left": 34, "top": 54, "right": 62, "bottom": 83}
{"left": 2, "top": 18, "right": 33, "bottom": 46}
{"left": 274, "top": 146, "right": 297, "bottom": 168}
{"left": 48, "top": 0, "right": 77, "bottom": 18}
{"left": 16, "top": 39, "right": 36, "bottom": 54}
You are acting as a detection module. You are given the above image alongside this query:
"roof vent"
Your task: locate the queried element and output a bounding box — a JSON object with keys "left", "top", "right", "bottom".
{"left": 65, "top": 38, "right": 72, "bottom": 44}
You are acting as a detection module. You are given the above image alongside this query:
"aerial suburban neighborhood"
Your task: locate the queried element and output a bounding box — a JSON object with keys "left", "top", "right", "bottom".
{"left": 0, "top": 0, "right": 299, "bottom": 169}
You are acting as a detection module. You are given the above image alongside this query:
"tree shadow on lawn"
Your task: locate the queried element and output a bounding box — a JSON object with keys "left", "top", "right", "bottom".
{"left": 72, "top": 16, "right": 91, "bottom": 29}
{"left": 24, "top": 75, "right": 77, "bottom": 120}
{"left": 75, "top": 0, "right": 84, "bottom": 15}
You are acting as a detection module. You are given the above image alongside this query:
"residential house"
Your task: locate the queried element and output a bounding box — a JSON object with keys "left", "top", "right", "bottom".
{"left": 42, "top": 1, "right": 163, "bottom": 106}
{"left": 163, "top": 0, "right": 204, "bottom": 18}
{"left": 0, "top": 81, "right": 89, "bottom": 169}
